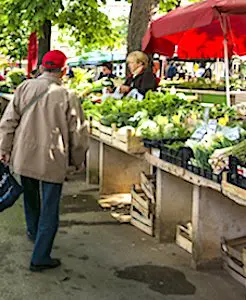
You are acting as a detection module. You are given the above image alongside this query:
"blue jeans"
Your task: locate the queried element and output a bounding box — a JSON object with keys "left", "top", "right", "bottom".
{"left": 20, "top": 176, "right": 62, "bottom": 265}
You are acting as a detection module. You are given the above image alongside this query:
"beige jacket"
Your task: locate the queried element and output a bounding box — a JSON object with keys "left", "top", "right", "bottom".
{"left": 0, "top": 73, "right": 88, "bottom": 183}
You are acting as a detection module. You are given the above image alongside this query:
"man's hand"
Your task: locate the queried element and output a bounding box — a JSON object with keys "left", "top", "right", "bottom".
{"left": 120, "top": 85, "right": 130, "bottom": 94}
{"left": 0, "top": 153, "right": 10, "bottom": 164}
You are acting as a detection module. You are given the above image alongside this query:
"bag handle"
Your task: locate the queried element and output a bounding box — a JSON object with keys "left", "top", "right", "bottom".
{"left": 21, "top": 87, "right": 50, "bottom": 115}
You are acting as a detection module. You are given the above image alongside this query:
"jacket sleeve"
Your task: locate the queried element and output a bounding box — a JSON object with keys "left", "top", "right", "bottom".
{"left": 138, "top": 71, "right": 157, "bottom": 96}
{"left": 0, "top": 88, "right": 21, "bottom": 155}
{"left": 67, "top": 92, "right": 89, "bottom": 167}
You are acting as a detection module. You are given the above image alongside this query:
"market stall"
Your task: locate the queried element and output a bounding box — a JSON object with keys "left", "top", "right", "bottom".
{"left": 145, "top": 151, "right": 246, "bottom": 270}
{"left": 63, "top": 53, "right": 246, "bottom": 284}
{"left": 143, "top": 0, "right": 246, "bottom": 106}
{"left": 83, "top": 84, "right": 245, "bottom": 283}
{"left": 138, "top": 0, "right": 246, "bottom": 282}
{"left": 161, "top": 88, "right": 246, "bottom": 105}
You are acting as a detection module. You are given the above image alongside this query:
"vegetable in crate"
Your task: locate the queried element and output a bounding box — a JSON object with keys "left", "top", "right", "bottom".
{"left": 188, "top": 132, "right": 239, "bottom": 171}
{"left": 209, "top": 139, "right": 246, "bottom": 174}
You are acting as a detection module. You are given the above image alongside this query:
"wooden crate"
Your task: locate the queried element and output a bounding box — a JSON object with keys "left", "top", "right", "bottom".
{"left": 112, "top": 129, "right": 145, "bottom": 153}
{"left": 90, "top": 119, "right": 101, "bottom": 137}
{"left": 100, "top": 124, "right": 114, "bottom": 144}
{"left": 235, "top": 93, "right": 246, "bottom": 104}
{"left": 140, "top": 172, "right": 156, "bottom": 203}
{"left": 223, "top": 263, "right": 246, "bottom": 288}
{"left": 131, "top": 186, "right": 151, "bottom": 217}
{"left": 131, "top": 209, "right": 154, "bottom": 236}
{"left": 176, "top": 223, "right": 192, "bottom": 254}
{"left": 130, "top": 185, "right": 154, "bottom": 236}
{"left": 221, "top": 173, "right": 246, "bottom": 205}
{"left": 221, "top": 236, "right": 246, "bottom": 282}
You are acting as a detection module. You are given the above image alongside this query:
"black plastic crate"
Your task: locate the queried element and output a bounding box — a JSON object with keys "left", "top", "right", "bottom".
{"left": 143, "top": 138, "right": 188, "bottom": 149}
{"left": 142, "top": 139, "right": 161, "bottom": 149}
{"left": 159, "top": 138, "right": 189, "bottom": 147}
{"left": 228, "top": 156, "right": 246, "bottom": 190}
{"left": 160, "top": 147, "right": 182, "bottom": 167}
{"left": 160, "top": 147, "right": 193, "bottom": 168}
{"left": 186, "top": 163, "right": 222, "bottom": 184}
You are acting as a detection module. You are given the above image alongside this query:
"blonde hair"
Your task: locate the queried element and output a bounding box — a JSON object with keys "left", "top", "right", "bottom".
{"left": 127, "top": 51, "right": 149, "bottom": 69}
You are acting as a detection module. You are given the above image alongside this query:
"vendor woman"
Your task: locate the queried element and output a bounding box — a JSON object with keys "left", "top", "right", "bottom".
{"left": 120, "top": 51, "right": 158, "bottom": 96}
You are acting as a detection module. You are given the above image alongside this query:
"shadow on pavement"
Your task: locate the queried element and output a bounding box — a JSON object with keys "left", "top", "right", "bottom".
{"left": 115, "top": 265, "right": 196, "bottom": 296}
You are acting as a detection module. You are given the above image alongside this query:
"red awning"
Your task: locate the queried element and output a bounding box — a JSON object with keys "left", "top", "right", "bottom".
{"left": 27, "top": 32, "right": 38, "bottom": 78}
{"left": 142, "top": 0, "right": 246, "bottom": 59}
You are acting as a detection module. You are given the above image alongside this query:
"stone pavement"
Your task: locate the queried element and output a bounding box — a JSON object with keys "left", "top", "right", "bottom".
{"left": 0, "top": 177, "right": 245, "bottom": 300}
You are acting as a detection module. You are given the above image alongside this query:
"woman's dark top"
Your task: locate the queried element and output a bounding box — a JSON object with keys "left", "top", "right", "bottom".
{"left": 98, "top": 72, "right": 116, "bottom": 80}
{"left": 124, "top": 69, "right": 157, "bottom": 96}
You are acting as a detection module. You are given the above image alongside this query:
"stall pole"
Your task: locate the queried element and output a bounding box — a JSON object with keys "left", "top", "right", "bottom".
{"left": 224, "top": 37, "right": 231, "bottom": 106}
{"left": 220, "top": 15, "right": 231, "bottom": 106}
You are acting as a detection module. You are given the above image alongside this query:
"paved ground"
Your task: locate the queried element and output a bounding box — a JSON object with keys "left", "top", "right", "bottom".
{"left": 0, "top": 176, "right": 245, "bottom": 300}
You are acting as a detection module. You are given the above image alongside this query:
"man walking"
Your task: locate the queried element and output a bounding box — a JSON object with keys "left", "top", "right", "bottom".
{"left": 0, "top": 50, "right": 88, "bottom": 271}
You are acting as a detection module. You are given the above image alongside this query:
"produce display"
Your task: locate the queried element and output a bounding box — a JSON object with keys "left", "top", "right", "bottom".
{"left": 160, "top": 77, "right": 246, "bottom": 91}
{"left": 69, "top": 67, "right": 245, "bottom": 185}
{"left": 66, "top": 67, "right": 123, "bottom": 101}
{"left": 82, "top": 91, "right": 202, "bottom": 140}
{"left": 209, "top": 140, "right": 246, "bottom": 174}
{"left": 185, "top": 125, "right": 245, "bottom": 174}
{"left": 0, "top": 68, "right": 26, "bottom": 93}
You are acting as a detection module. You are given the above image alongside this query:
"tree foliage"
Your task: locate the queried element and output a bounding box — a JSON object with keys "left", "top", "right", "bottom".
{"left": 59, "top": 15, "right": 128, "bottom": 55}
{"left": 0, "top": 6, "right": 29, "bottom": 61}
{"left": 0, "top": 0, "right": 202, "bottom": 61}
{"left": 0, "top": 0, "right": 120, "bottom": 61}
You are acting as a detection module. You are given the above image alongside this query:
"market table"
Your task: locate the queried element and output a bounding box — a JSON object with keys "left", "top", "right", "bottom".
{"left": 163, "top": 88, "right": 246, "bottom": 105}
{"left": 86, "top": 135, "right": 150, "bottom": 195}
{"left": 86, "top": 132, "right": 246, "bottom": 269}
{"left": 145, "top": 152, "right": 246, "bottom": 269}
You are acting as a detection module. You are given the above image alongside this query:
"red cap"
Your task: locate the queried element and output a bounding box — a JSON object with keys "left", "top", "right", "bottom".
{"left": 42, "top": 50, "right": 67, "bottom": 69}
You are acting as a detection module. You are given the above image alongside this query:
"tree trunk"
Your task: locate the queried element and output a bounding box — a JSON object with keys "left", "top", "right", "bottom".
{"left": 38, "top": 20, "right": 52, "bottom": 65}
{"left": 127, "top": 0, "right": 159, "bottom": 54}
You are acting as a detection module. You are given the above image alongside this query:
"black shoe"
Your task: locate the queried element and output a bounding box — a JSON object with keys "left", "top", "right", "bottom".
{"left": 26, "top": 231, "right": 36, "bottom": 243}
{"left": 30, "top": 258, "right": 61, "bottom": 272}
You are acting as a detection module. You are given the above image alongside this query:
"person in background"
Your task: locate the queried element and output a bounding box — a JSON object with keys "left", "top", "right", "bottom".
{"left": 67, "top": 66, "right": 74, "bottom": 78}
{"left": 195, "top": 62, "right": 206, "bottom": 77}
{"left": 98, "top": 62, "right": 116, "bottom": 80}
{"left": 178, "top": 65, "right": 186, "bottom": 80}
{"left": 166, "top": 61, "right": 177, "bottom": 80}
{"left": 203, "top": 64, "right": 212, "bottom": 79}
{"left": 0, "top": 50, "right": 88, "bottom": 272}
{"left": 196, "top": 62, "right": 212, "bottom": 79}
{"left": 120, "top": 51, "right": 157, "bottom": 96}
{"left": 152, "top": 60, "right": 161, "bottom": 86}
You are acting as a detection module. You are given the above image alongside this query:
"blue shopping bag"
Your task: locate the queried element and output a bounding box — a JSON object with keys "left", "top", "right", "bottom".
{"left": 0, "top": 162, "right": 23, "bottom": 212}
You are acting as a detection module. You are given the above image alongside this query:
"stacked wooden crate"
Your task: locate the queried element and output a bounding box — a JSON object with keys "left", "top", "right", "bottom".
{"left": 176, "top": 222, "right": 192, "bottom": 254}
{"left": 130, "top": 172, "right": 156, "bottom": 236}
{"left": 221, "top": 236, "right": 246, "bottom": 287}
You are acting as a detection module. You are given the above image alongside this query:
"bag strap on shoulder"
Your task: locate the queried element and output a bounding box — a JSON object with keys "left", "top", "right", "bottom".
{"left": 21, "top": 87, "right": 50, "bottom": 115}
